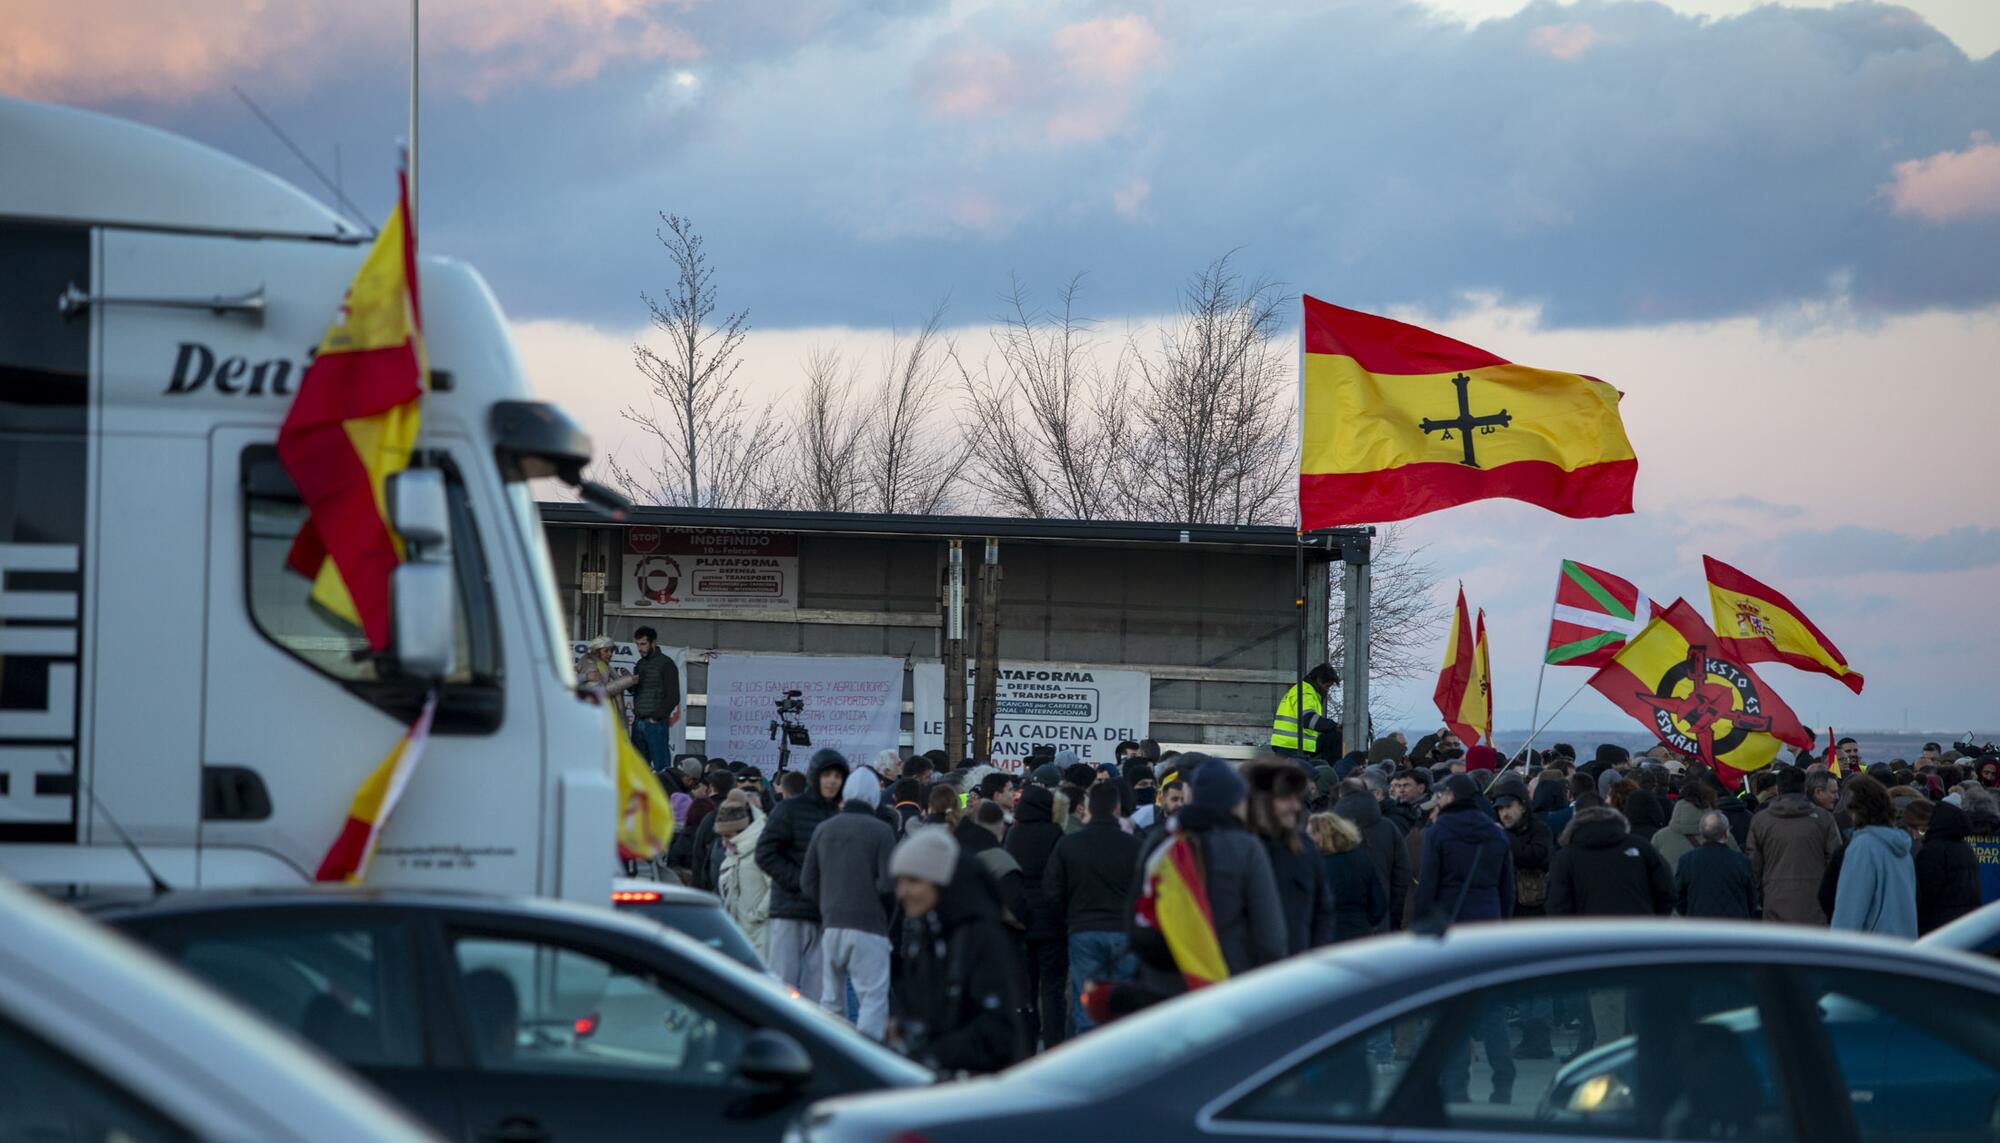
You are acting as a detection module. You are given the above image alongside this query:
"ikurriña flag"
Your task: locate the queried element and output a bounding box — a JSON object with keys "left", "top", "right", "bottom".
{"left": 1589, "top": 599, "right": 1811, "bottom": 787}
{"left": 1134, "top": 833, "right": 1229, "bottom": 990}
{"left": 1299, "top": 297, "right": 1636, "bottom": 529}
{"left": 1704, "top": 555, "right": 1864, "bottom": 695}
{"left": 278, "top": 170, "right": 427, "bottom": 651}
{"left": 1546, "top": 558, "right": 1660, "bottom": 668}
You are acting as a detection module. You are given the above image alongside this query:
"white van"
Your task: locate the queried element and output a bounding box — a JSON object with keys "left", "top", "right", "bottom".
{"left": 1, "top": 97, "right": 618, "bottom": 902}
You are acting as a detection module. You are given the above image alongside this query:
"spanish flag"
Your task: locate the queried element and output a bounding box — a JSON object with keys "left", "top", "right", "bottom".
{"left": 1435, "top": 587, "right": 1491, "bottom": 746}
{"left": 1824, "top": 728, "right": 1843, "bottom": 777}
{"left": 1300, "top": 297, "right": 1636, "bottom": 529}
{"left": 1588, "top": 599, "right": 1811, "bottom": 787}
{"left": 1135, "top": 833, "right": 1228, "bottom": 990}
{"left": 612, "top": 702, "right": 675, "bottom": 861}
{"left": 278, "top": 171, "right": 426, "bottom": 651}
{"left": 315, "top": 693, "right": 436, "bottom": 882}
{"left": 1704, "top": 556, "right": 1864, "bottom": 695}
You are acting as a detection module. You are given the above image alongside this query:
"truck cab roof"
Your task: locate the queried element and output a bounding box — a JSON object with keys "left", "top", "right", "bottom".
{"left": 0, "top": 95, "right": 362, "bottom": 240}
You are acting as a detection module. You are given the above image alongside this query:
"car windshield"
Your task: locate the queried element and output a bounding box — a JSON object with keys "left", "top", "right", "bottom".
{"left": 1006, "top": 959, "right": 1361, "bottom": 1094}
{"left": 614, "top": 899, "right": 763, "bottom": 972}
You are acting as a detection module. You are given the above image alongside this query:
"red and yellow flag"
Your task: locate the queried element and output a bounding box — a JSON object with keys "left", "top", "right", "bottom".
{"left": 1704, "top": 556, "right": 1864, "bottom": 695}
{"left": 1299, "top": 297, "right": 1636, "bottom": 529}
{"left": 1435, "top": 587, "right": 1490, "bottom": 746}
{"left": 1825, "top": 727, "right": 1843, "bottom": 777}
{"left": 316, "top": 694, "right": 436, "bottom": 882}
{"left": 613, "top": 702, "right": 675, "bottom": 861}
{"left": 1588, "top": 599, "right": 1812, "bottom": 788}
{"left": 278, "top": 171, "right": 427, "bottom": 650}
{"left": 1135, "top": 833, "right": 1228, "bottom": 990}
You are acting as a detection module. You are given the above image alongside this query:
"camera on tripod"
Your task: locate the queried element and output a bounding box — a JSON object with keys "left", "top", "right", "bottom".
{"left": 769, "top": 689, "right": 811, "bottom": 771}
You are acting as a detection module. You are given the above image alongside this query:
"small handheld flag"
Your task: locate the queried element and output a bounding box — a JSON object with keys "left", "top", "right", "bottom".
{"left": 1299, "top": 297, "right": 1636, "bottom": 528}
{"left": 316, "top": 693, "right": 437, "bottom": 882}
{"left": 1134, "top": 833, "right": 1228, "bottom": 990}
{"left": 612, "top": 702, "right": 675, "bottom": 861}
{"left": 1704, "top": 556, "right": 1864, "bottom": 694}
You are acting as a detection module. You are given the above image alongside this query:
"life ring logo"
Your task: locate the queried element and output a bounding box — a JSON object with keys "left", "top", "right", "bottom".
{"left": 635, "top": 555, "right": 681, "bottom": 604}
{"left": 1636, "top": 645, "right": 1774, "bottom": 761}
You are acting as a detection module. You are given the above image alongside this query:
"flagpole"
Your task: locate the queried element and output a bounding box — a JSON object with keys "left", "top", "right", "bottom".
{"left": 408, "top": 0, "right": 420, "bottom": 227}
{"left": 1501, "top": 677, "right": 1592, "bottom": 774}
{"left": 1522, "top": 570, "right": 1559, "bottom": 760}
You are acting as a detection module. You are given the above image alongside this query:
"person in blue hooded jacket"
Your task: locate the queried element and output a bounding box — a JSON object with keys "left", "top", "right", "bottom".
{"left": 1413, "top": 774, "right": 1516, "bottom": 925}
{"left": 1831, "top": 775, "right": 1918, "bottom": 938}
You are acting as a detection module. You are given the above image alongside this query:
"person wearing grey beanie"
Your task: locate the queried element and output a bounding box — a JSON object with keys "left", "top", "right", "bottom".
{"left": 891, "top": 825, "right": 960, "bottom": 887}
{"left": 891, "top": 826, "right": 1028, "bottom": 1072}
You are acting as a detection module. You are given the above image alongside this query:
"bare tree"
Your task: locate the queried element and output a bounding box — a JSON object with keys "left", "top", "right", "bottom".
{"left": 864, "top": 303, "right": 969, "bottom": 515}
{"left": 1116, "top": 254, "right": 1293, "bottom": 525}
{"left": 782, "top": 346, "right": 866, "bottom": 512}
{"left": 610, "top": 213, "right": 784, "bottom": 507}
{"left": 958, "top": 276, "right": 1125, "bottom": 520}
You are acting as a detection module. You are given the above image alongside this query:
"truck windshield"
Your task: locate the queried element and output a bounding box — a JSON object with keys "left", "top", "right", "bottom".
{"left": 504, "top": 480, "right": 576, "bottom": 688}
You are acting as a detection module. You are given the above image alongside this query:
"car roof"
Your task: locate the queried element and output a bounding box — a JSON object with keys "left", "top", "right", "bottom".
{"left": 74, "top": 884, "right": 681, "bottom": 943}
{"left": 611, "top": 877, "right": 723, "bottom": 906}
{"left": 1312, "top": 918, "right": 2000, "bottom": 983}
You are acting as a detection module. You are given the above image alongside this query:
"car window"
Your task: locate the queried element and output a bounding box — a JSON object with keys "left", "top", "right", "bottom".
{"left": 451, "top": 935, "right": 749, "bottom": 1084}
{"left": 1221, "top": 966, "right": 1795, "bottom": 1142}
{"left": 159, "top": 920, "right": 423, "bottom": 1068}
{"left": 611, "top": 895, "right": 764, "bottom": 971}
{"left": 1803, "top": 969, "right": 2000, "bottom": 1143}
{"left": 0, "top": 1014, "right": 192, "bottom": 1142}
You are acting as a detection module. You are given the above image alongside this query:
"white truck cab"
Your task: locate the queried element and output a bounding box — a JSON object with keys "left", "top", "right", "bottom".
{"left": 1, "top": 97, "right": 617, "bottom": 902}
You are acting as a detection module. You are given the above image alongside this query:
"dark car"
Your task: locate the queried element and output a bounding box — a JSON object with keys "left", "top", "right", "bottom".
{"left": 611, "top": 877, "right": 765, "bottom": 971}
{"left": 82, "top": 888, "right": 928, "bottom": 1143}
{"left": 802, "top": 920, "right": 2000, "bottom": 1143}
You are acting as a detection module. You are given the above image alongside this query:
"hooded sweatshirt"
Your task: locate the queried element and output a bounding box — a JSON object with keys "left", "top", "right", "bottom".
{"left": 1003, "top": 786, "right": 1067, "bottom": 943}
{"left": 1653, "top": 799, "right": 1740, "bottom": 869}
{"left": 1830, "top": 825, "right": 1917, "bottom": 937}
{"left": 1531, "top": 778, "right": 1574, "bottom": 842}
{"left": 1915, "top": 801, "right": 1982, "bottom": 933}
{"left": 1548, "top": 806, "right": 1673, "bottom": 917}
{"left": 757, "top": 752, "right": 852, "bottom": 923}
{"left": 799, "top": 772, "right": 899, "bottom": 936}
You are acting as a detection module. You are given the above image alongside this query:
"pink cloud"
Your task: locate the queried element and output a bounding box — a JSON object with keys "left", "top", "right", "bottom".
{"left": 0, "top": 0, "right": 700, "bottom": 104}
{"left": 1111, "top": 176, "right": 1151, "bottom": 218}
{"left": 1053, "top": 14, "right": 1164, "bottom": 87}
{"left": 914, "top": 47, "right": 1017, "bottom": 120}
{"left": 1528, "top": 22, "right": 1597, "bottom": 62}
{"left": 1885, "top": 135, "right": 2000, "bottom": 224}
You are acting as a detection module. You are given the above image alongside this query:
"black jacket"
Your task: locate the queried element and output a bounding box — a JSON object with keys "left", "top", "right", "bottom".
{"left": 1261, "top": 831, "right": 1336, "bottom": 954}
{"left": 1503, "top": 810, "right": 1554, "bottom": 918}
{"left": 1320, "top": 849, "right": 1388, "bottom": 941}
{"left": 688, "top": 809, "right": 722, "bottom": 891}
{"left": 1004, "top": 787, "right": 1068, "bottom": 943}
{"left": 1916, "top": 802, "right": 1982, "bottom": 934}
{"left": 754, "top": 756, "right": 845, "bottom": 922}
{"left": 1043, "top": 819, "right": 1141, "bottom": 934}
{"left": 1382, "top": 796, "right": 1424, "bottom": 838}
{"left": 1548, "top": 807, "right": 1673, "bottom": 917}
{"left": 954, "top": 818, "right": 1029, "bottom": 930}
{"left": 1334, "top": 791, "right": 1411, "bottom": 932}
{"left": 1624, "top": 789, "right": 1669, "bottom": 836}
{"left": 1413, "top": 802, "right": 1515, "bottom": 924}
{"left": 893, "top": 852, "right": 1027, "bottom": 1074}
{"left": 1676, "top": 843, "right": 1758, "bottom": 919}
{"left": 1718, "top": 797, "right": 1754, "bottom": 851}
{"left": 629, "top": 648, "right": 680, "bottom": 722}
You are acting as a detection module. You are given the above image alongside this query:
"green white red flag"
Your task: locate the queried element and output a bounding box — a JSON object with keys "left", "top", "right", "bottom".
{"left": 1546, "top": 559, "right": 1659, "bottom": 669}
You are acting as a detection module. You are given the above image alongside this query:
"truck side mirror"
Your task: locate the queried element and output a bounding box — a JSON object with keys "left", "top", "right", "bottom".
{"left": 388, "top": 469, "right": 455, "bottom": 680}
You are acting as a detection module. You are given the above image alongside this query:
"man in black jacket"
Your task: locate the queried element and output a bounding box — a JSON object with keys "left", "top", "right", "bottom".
{"left": 890, "top": 827, "right": 1027, "bottom": 1073}
{"left": 1004, "top": 785, "right": 1070, "bottom": 1047}
{"left": 1549, "top": 805, "right": 1674, "bottom": 918}
{"left": 1915, "top": 800, "right": 1982, "bottom": 933}
{"left": 1675, "top": 811, "right": 1758, "bottom": 919}
{"left": 1042, "top": 781, "right": 1140, "bottom": 1033}
{"left": 627, "top": 626, "right": 680, "bottom": 771}
{"left": 1247, "top": 758, "right": 1334, "bottom": 953}
{"left": 755, "top": 749, "right": 849, "bottom": 998}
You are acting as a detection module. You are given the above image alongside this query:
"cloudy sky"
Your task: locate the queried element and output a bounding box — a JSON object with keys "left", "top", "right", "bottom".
{"left": 8, "top": 0, "right": 1997, "bottom": 735}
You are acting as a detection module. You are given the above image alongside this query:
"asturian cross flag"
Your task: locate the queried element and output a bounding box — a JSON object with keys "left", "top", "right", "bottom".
{"left": 1704, "top": 556, "right": 1865, "bottom": 695}
{"left": 278, "top": 169, "right": 427, "bottom": 651}
{"left": 1299, "top": 297, "right": 1636, "bottom": 529}
{"left": 1589, "top": 599, "right": 1812, "bottom": 787}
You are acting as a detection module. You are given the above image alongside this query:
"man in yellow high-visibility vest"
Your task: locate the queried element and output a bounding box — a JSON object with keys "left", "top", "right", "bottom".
{"left": 1271, "top": 662, "right": 1340, "bottom": 760}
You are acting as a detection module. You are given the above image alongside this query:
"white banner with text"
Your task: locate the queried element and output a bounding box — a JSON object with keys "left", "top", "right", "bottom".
{"left": 703, "top": 654, "right": 904, "bottom": 774}
{"left": 914, "top": 662, "right": 1150, "bottom": 768}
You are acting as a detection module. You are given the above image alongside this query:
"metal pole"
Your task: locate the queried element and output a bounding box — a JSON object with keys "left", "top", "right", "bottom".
{"left": 944, "top": 541, "right": 967, "bottom": 764}
{"left": 1503, "top": 677, "right": 1594, "bottom": 773}
{"left": 408, "top": 0, "right": 419, "bottom": 226}
{"left": 972, "top": 539, "right": 1001, "bottom": 763}
{"left": 1295, "top": 532, "right": 1307, "bottom": 754}
{"left": 1341, "top": 533, "right": 1373, "bottom": 759}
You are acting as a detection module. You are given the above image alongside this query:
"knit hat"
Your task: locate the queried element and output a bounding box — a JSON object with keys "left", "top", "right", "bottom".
{"left": 843, "top": 769, "right": 881, "bottom": 809}
{"left": 1246, "top": 757, "right": 1310, "bottom": 798}
{"left": 890, "top": 825, "right": 960, "bottom": 885}
{"left": 1442, "top": 774, "right": 1481, "bottom": 804}
{"left": 1032, "top": 762, "right": 1063, "bottom": 787}
{"left": 715, "top": 802, "right": 752, "bottom": 834}
{"left": 1053, "top": 749, "right": 1080, "bottom": 768}
{"left": 1465, "top": 744, "right": 1500, "bottom": 772}
{"left": 1187, "top": 754, "right": 1247, "bottom": 811}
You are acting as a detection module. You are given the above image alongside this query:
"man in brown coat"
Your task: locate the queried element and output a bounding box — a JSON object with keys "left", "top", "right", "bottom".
{"left": 1746, "top": 766, "right": 1841, "bottom": 924}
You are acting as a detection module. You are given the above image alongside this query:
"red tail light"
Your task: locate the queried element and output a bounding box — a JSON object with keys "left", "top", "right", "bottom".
{"left": 611, "top": 889, "right": 662, "bottom": 903}
{"left": 574, "top": 1013, "right": 599, "bottom": 1037}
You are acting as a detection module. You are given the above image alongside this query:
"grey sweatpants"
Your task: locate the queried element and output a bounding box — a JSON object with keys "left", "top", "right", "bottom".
{"left": 767, "top": 918, "right": 822, "bottom": 998}
{"left": 819, "top": 927, "right": 892, "bottom": 1040}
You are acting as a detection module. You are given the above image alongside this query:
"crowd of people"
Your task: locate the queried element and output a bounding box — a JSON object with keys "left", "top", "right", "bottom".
{"left": 620, "top": 716, "right": 2000, "bottom": 1076}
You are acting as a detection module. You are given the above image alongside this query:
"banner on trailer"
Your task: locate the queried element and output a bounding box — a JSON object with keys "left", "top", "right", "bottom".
{"left": 914, "top": 662, "right": 1151, "bottom": 768}
{"left": 569, "top": 640, "right": 689, "bottom": 757}
{"left": 704, "top": 655, "right": 904, "bottom": 774}
{"left": 621, "top": 528, "right": 800, "bottom": 611}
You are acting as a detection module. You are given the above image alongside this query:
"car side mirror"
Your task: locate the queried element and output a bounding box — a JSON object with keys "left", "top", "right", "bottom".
{"left": 391, "top": 562, "right": 454, "bottom": 680}
{"left": 736, "top": 1028, "right": 814, "bottom": 1088}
